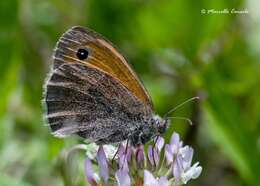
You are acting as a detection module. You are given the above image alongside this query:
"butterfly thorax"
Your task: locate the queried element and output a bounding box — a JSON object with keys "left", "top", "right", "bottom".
{"left": 129, "top": 115, "right": 169, "bottom": 146}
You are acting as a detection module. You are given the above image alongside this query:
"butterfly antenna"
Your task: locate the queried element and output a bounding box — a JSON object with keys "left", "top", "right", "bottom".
{"left": 163, "top": 96, "right": 200, "bottom": 118}
{"left": 166, "top": 116, "right": 193, "bottom": 125}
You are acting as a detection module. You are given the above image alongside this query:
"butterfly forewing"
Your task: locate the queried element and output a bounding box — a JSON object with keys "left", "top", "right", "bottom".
{"left": 53, "top": 26, "right": 152, "bottom": 107}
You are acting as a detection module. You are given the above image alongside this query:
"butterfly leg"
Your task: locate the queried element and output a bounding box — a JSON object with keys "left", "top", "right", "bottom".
{"left": 111, "top": 145, "right": 121, "bottom": 166}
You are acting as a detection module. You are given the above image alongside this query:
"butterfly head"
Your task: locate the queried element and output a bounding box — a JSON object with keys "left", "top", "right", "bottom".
{"left": 153, "top": 115, "right": 169, "bottom": 135}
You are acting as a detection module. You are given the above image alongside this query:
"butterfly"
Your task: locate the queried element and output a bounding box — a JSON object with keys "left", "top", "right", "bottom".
{"left": 43, "top": 26, "right": 169, "bottom": 146}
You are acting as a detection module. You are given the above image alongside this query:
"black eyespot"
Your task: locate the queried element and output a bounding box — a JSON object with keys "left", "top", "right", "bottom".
{"left": 76, "top": 48, "right": 89, "bottom": 60}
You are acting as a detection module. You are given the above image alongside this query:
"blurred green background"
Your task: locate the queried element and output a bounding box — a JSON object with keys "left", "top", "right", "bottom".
{"left": 0, "top": 0, "right": 260, "bottom": 186}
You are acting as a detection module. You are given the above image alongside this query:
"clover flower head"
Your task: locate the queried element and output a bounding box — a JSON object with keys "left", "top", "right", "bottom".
{"left": 84, "top": 132, "right": 202, "bottom": 186}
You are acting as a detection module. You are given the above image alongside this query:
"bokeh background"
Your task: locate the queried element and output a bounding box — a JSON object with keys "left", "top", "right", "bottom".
{"left": 1, "top": 0, "right": 260, "bottom": 186}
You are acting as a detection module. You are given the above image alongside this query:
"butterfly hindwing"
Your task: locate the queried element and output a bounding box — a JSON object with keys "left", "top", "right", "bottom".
{"left": 44, "top": 63, "right": 152, "bottom": 144}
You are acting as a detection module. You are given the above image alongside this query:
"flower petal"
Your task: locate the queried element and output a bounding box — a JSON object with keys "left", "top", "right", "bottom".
{"left": 165, "top": 144, "right": 173, "bottom": 164}
{"left": 181, "top": 162, "right": 202, "bottom": 184}
{"left": 148, "top": 145, "right": 159, "bottom": 166}
{"left": 185, "top": 147, "right": 194, "bottom": 162}
{"left": 192, "top": 165, "right": 202, "bottom": 179}
{"left": 126, "top": 146, "right": 132, "bottom": 162}
{"left": 136, "top": 145, "right": 145, "bottom": 163}
{"left": 115, "top": 169, "right": 131, "bottom": 186}
{"left": 118, "top": 143, "right": 132, "bottom": 163}
{"left": 173, "top": 155, "right": 184, "bottom": 184}
{"left": 158, "top": 176, "right": 169, "bottom": 186}
{"left": 96, "top": 146, "right": 109, "bottom": 183}
{"left": 180, "top": 146, "right": 194, "bottom": 170}
{"left": 117, "top": 143, "right": 125, "bottom": 157}
{"left": 84, "top": 158, "right": 99, "bottom": 185}
{"left": 144, "top": 170, "right": 157, "bottom": 186}
{"left": 170, "top": 132, "right": 180, "bottom": 146}
{"left": 119, "top": 153, "right": 129, "bottom": 172}
{"left": 170, "top": 132, "right": 183, "bottom": 155}
{"left": 154, "top": 136, "right": 164, "bottom": 152}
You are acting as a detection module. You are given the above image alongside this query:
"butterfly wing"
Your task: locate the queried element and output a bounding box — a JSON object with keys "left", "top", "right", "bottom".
{"left": 44, "top": 63, "right": 152, "bottom": 144}
{"left": 53, "top": 26, "right": 153, "bottom": 108}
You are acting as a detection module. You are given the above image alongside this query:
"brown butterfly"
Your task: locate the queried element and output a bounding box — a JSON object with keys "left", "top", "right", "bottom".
{"left": 43, "top": 26, "right": 169, "bottom": 146}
